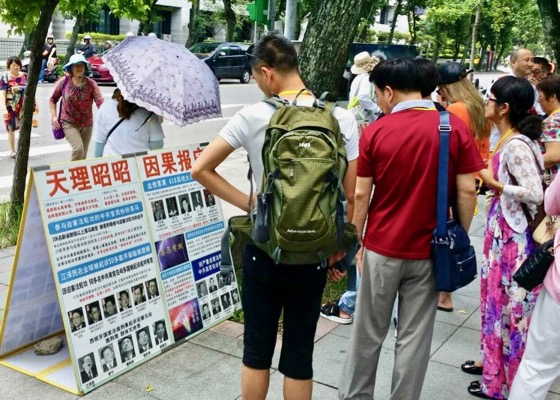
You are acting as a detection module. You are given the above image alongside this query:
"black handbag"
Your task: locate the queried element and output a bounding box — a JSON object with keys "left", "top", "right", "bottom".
{"left": 513, "top": 239, "right": 554, "bottom": 291}
{"left": 431, "top": 111, "right": 478, "bottom": 292}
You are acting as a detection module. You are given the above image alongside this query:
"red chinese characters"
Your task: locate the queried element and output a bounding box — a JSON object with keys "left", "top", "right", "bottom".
{"left": 44, "top": 160, "right": 132, "bottom": 197}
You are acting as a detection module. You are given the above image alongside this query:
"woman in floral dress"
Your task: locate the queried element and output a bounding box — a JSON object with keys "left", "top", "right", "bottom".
{"left": 0, "top": 56, "right": 37, "bottom": 159}
{"left": 469, "top": 76, "right": 544, "bottom": 399}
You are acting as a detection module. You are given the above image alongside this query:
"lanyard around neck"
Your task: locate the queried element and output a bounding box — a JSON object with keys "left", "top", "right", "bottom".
{"left": 492, "top": 128, "right": 514, "bottom": 156}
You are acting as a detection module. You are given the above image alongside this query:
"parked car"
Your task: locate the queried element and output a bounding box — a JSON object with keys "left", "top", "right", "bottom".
{"left": 190, "top": 42, "right": 252, "bottom": 84}
{"left": 88, "top": 48, "right": 114, "bottom": 83}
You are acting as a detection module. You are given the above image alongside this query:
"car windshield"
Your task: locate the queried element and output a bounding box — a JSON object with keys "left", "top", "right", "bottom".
{"left": 189, "top": 42, "right": 221, "bottom": 56}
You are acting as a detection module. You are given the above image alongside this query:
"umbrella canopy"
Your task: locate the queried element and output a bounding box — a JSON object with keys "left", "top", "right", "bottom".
{"left": 103, "top": 36, "right": 222, "bottom": 126}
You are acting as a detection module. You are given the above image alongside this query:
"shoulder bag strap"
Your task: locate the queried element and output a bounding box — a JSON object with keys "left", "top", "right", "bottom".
{"left": 435, "top": 111, "right": 451, "bottom": 238}
{"left": 58, "top": 77, "right": 69, "bottom": 122}
{"left": 504, "top": 137, "right": 543, "bottom": 225}
{"left": 105, "top": 118, "right": 125, "bottom": 141}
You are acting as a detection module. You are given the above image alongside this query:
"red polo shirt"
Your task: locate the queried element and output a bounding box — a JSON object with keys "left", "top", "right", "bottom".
{"left": 358, "top": 108, "right": 484, "bottom": 259}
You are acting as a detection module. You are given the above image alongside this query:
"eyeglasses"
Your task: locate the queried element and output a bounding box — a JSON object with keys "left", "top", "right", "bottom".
{"left": 533, "top": 69, "right": 543, "bottom": 75}
{"left": 484, "top": 98, "right": 497, "bottom": 105}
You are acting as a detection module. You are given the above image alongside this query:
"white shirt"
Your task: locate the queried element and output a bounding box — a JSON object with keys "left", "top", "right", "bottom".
{"left": 93, "top": 99, "right": 165, "bottom": 156}
{"left": 348, "top": 73, "right": 380, "bottom": 120}
{"left": 219, "top": 99, "right": 359, "bottom": 192}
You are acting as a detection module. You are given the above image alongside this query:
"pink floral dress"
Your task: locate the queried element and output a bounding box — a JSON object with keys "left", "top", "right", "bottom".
{"left": 481, "top": 145, "right": 542, "bottom": 399}
{"left": 0, "top": 72, "right": 27, "bottom": 132}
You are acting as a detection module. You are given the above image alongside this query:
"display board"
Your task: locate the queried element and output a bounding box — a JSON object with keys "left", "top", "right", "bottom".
{"left": 0, "top": 145, "right": 240, "bottom": 395}
{"left": 136, "top": 147, "right": 240, "bottom": 344}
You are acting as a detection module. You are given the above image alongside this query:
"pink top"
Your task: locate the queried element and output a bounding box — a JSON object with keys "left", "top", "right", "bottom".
{"left": 544, "top": 174, "right": 560, "bottom": 304}
{"left": 49, "top": 77, "right": 103, "bottom": 129}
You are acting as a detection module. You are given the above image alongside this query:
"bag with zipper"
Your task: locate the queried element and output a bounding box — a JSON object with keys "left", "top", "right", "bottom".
{"left": 431, "top": 111, "right": 478, "bottom": 292}
{"left": 250, "top": 90, "right": 357, "bottom": 267}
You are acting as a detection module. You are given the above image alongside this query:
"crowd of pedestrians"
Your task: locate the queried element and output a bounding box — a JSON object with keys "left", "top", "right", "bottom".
{"left": 2, "top": 29, "right": 560, "bottom": 400}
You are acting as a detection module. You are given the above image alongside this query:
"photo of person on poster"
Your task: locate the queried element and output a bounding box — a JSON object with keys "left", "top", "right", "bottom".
{"left": 145, "top": 279, "right": 159, "bottom": 300}
{"left": 153, "top": 320, "right": 168, "bottom": 345}
{"left": 132, "top": 284, "right": 146, "bottom": 306}
{"left": 178, "top": 194, "right": 191, "bottom": 214}
{"left": 203, "top": 189, "right": 216, "bottom": 207}
{"left": 166, "top": 196, "right": 179, "bottom": 217}
{"left": 136, "top": 327, "right": 153, "bottom": 354}
{"left": 151, "top": 200, "right": 166, "bottom": 221}
{"left": 119, "top": 335, "right": 136, "bottom": 362}
{"left": 79, "top": 353, "right": 98, "bottom": 383}
{"left": 211, "top": 298, "right": 221, "bottom": 315}
{"left": 221, "top": 292, "right": 232, "bottom": 309}
{"left": 197, "top": 281, "right": 208, "bottom": 297}
{"left": 102, "top": 295, "right": 118, "bottom": 317}
{"left": 231, "top": 289, "right": 240, "bottom": 305}
{"left": 99, "top": 344, "right": 117, "bottom": 372}
{"left": 118, "top": 290, "right": 131, "bottom": 312}
{"left": 69, "top": 308, "right": 86, "bottom": 332}
{"left": 190, "top": 190, "right": 204, "bottom": 211}
{"left": 201, "top": 303, "right": 212, "bottom": 320}
{"left": 86, "top": 301, "right": 103, "bottom": 325}
{"left": 208, "top": 277, "right": 218, "bottom": 293}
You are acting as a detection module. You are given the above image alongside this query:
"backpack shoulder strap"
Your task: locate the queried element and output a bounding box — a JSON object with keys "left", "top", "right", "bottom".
{"left": 263, "top": 95, "right": 289, "bottom": 110}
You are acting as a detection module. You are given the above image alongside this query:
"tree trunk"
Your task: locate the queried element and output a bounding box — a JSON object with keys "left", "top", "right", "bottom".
{"left": 66, "top": 14, "right": 83, "bottom": 62}
{"left": 469, "top": 3, "right": 481, "bottom": 76}
{"left": 460, "top": 32, "right": 470, "bottom": 65}
{"left": 186, "top": 0, "right": 200, "bottom": 47}
{"left": 407, "top": 2, "right": 418, "bottom": 45}
{"left": 222, "top": 0, "right": 236, "bottom": 42}
{"left": 452, "top": 37, "right": 461, "bottom": 61}
{"left": 431, "top": 24, "right": 442, "bottom": 63}
{"left": 475, "top": 41, "right": 487, "bottom": 71}
{"left": 299, "top": 0, "right": 370, "bottom": 97}
{"left": 19, "top": 32, "right": 34, "bottom": 58}
{"left": 10, "top": 0, "right": 59, "bottom": 216}
{"left": 536, "top": 0, "right": 560, "bottom": 64}
{"left": 387, "top": 0, "right": 403, "bottom": 44}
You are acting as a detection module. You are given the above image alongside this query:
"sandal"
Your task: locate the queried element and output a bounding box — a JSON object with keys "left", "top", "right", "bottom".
{"left": 467, "top": 381, "right": 493, "bottom": 399}
{"left": 320, "top": 301, "right": 353, "bottom": 325}
{"left": 10, "top": 152, "right": 16, "bottom": 159}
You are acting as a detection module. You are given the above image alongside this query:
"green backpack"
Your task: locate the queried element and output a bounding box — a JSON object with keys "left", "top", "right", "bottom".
{"left": 250, "top": 92, "right": 351, "bottom": 267}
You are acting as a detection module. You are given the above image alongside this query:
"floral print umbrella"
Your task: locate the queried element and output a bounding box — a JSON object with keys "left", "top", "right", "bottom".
{"left": 103, "top": 36, "right": 222, "bottom": 126}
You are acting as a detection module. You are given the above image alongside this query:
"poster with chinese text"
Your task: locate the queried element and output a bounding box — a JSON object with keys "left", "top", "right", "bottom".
{"left": 137, "top": 146, "right": 241, "bottom": 344}
{"left": 32, "top": 157, "right": 172, "bottom": 394}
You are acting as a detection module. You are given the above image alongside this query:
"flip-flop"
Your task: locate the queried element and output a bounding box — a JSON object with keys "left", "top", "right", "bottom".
{"left": 437, "top": 306, "right": 454, "bottom": 312}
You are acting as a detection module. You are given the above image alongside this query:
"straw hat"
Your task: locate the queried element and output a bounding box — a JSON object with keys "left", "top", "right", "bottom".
{"left": 351, "top": 51, "right": 380, "bottom": 75}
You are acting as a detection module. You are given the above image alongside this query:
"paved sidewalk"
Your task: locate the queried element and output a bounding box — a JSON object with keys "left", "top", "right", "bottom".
{"left": 0, "top": 151, "right": 559, "bottom": 399}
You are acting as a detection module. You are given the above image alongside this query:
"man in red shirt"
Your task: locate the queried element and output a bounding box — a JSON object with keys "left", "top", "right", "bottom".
{"left": 338, "top": 58, "right": 484, "bottom": 399}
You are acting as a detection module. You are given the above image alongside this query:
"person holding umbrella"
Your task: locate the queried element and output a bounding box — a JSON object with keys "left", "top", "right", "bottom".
{"left": 92, "top": 88, "right": 164, "bottom": 157}
{"left": 49, "top": 54, "right": 103, "bottom": 160}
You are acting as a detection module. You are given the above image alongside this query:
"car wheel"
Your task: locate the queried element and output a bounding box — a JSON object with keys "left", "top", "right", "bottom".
{"left": 240, "top": 69, "right": 251, "bottom": 84}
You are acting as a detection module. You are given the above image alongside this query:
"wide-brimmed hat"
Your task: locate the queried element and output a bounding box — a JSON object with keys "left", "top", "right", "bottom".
{"left": 351, "top": 51, "right": 380, "bottom": 75}
{"left": 63, "top": 54, "right": 89, "bottom": 72}
{"left": 438, "top": 62, "right": 473, "bottom": 85}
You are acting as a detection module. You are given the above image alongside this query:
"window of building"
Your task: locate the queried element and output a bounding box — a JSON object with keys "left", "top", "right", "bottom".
{"left": 81, "top": 6, "right": 120, "bottom": 35}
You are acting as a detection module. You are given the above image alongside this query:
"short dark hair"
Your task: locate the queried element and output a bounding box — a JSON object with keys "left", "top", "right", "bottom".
{"left": 537, "top": 75, "right": 560, "bottom": 100}
{"left": 491, "top": 76, "right": 542, "bottom": 141}
{"left": 533, "top": 56, "right": 551, "bottom": 72}
{"left": 414, "top": 58, "right": 440, "bottom": 97}
{"left": 369, "top": 58, "right": 422, "bottom": 94}
{"left": 6, "top": 56, "right": 22, "bottom": 69}
{"left": 248, "top": 33, "right": 298, "bottom": 74}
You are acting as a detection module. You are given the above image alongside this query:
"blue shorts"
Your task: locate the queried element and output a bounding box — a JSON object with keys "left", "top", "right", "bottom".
{"left": 241, "top": 245, "right": 328, "bottom": 380}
